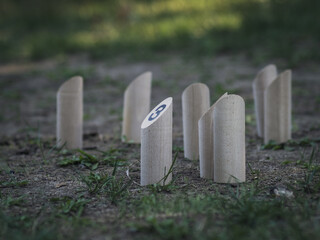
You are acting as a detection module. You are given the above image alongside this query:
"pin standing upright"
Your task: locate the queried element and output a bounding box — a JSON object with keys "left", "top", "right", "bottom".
{"left": 57, "top": 76, "right": 83, "bottom": 149}
{"left": 140, "top": 97, "right": 173, "bottom": 186}
{"left": 252, "top": 65, "right": 292, "bottom": 143}
{"left": 213, "top": 94, "right": 246, "bottom": 183}
{"left": 198, "top": 93, "right": 227, "bottom": 179}
{"left": 182, "top": 83, "right": 210, "bottom": 160}
{"left": 122, "top": 72, "right": 152, "bottom": 143}
{"left": 264, "top": 70, "right": 292, "bottom": 144}
{"left": 252, "top": 64, "right": 277, "bottom": 138}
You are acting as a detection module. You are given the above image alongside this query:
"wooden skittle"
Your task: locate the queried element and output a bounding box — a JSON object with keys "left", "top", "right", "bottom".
{"left": 140, "top": 97, "right": 173, "bottom": 186}
{"left": 264, "top": 70, "right": 292, "bottom": 144}
{"left": 252, "top": 64, "right": 277, "bottom": 137}
{"left": 182, "top": 83, "right": 210, "bottom": 160}
{"left": 57, "top": 76, "right": 83, "bottom": 149}
{"left": 213, "top": 94, "right": 245, "bottom": 183}
{"left": 122, "top": 71, "right": 152, "bottom": 143}
{"left": 198, "top": 93, "right": 228, "bottom": 179}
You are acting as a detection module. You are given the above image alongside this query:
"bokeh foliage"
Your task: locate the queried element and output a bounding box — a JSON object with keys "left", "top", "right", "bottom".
{"left": 0, "top": 0, "right": 319, "bottom": 63}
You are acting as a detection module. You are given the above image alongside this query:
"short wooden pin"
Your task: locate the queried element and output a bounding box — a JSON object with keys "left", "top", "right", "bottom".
{"left": 182, "top": 83, "right": 210, "bottom": 160}
{"left": 252, "top": 64, "right": 277, "bottom": 137}
{"left": 122, "top": 72, "right": 152, "bottom": 143}
{"left": 140, "top": 97, "right": 173, "bottom": 186}
{"left": 198, "top": 93, "right": 228, "bottom": 179}
{"left": 264, "top": 70, "right": 292, "bottom": 144}
{"left": 213, "top": 94, "right": 245, "bottom": 183}
{"left": 57, "top": 76, "right": 83, "bottom": 149}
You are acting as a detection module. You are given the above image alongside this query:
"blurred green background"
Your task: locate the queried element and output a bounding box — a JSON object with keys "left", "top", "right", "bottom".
{"left": 0, "top": 0, "right": 319, "bottom": 65}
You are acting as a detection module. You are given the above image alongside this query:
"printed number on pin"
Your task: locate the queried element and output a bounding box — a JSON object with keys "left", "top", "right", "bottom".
{"left": 148, "top": 104, "right": 166, "bottom": 121}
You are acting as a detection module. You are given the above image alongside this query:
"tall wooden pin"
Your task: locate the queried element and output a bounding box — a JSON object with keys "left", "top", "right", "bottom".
{"left": 141, "top": 97, "right": 173, "bottom": 186}
{"left": 213, "top": 94, "right": 246, "bottom": 183}
{"left": 198, "top": 93, "right": 228, "bottom": 179}
{"left": 122, "top": 71, "right": 152, "bottom": 143}
{"left": 252, "top": 64, "right": 277, "bottom": 137}
{"left": 57, "top": 76, "right": 83, "bottom": 149}
{"left": 182, "top": 83, "right": 210, "bottom": 160}
{"left": 264, "top": 70, "right": 292, "bottom": 144}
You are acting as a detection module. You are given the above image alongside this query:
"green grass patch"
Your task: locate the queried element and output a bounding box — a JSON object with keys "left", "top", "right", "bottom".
{"left": 261, "top": 138, "right": 320, "bottom": 151}
{"left": 1, "top": 196, "right": 25, "bottom": 208}
{"left": 80, "top": 171, "right": 130, "bottom": 204}
{"left": 129, "top": 183, "right": 320, "bottom": 240}
{"left": 57, "top": 150, "right": 99, "bottom": 170}
{"left": 0, "top": 180, "right": 28, "bottom": 188}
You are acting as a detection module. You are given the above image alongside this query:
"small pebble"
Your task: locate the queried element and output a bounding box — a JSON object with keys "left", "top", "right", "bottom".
{"left": 271, "top": 187, "right": 294, "bottom": 198}
{"left": 79, "top": 164, "right": 86, "bottom": 169}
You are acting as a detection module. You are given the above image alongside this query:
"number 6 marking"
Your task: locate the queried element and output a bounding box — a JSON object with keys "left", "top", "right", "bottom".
{"left": 148, "top": 104, "right": 167, "bottom": 121}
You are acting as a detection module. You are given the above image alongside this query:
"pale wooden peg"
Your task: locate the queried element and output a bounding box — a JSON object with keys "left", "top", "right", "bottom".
{"left": 264, "top": 70, "right": 292, "bottom": 144}
{"left": 182, "top": 83, "right": 210, "bottom": 160}
{"left": 140, "top": 97, "right": 173, "bottom": 186}
{"left": 198, "top": 93, "right": 228, "bottom": 179}
{"left": 122, "top": 71, "right": 152, "bottom": 143}
{"left": 252, "top": 64, "right": 277, "bottom": 137}
{"left": 213, "top": 95, "right": 246, "bottom": 183}
{"left": 57, "top": 76, "right": 83, "bottom": 149}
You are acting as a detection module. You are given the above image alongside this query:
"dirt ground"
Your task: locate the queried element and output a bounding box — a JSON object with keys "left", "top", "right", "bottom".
{"left": 0, "top": 53, "right": 319, "bottom": 239}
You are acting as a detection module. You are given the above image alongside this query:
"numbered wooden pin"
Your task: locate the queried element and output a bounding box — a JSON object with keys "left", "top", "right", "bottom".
{"left": 252, "top": 64, "right": 277, "bottom": 137}
{"left": 213, "top": 95, "right": 245, "bottom": 183}
{"left": 141, "top": 97, "right": 173, "bottom": 186}
{"left": 198, "top": 93, "right": 228, "bottom": 179}
{"left": 122, "top": 71, "right": 152, "bottom": 143}
{"left": 57, "top": 76, "right": 83, "bottom": 149}
{"left": 264, "top": 70, "right": 292, "bottom": 144}
{"left": 182, "top": 83, "right": 210, "bottom": 160}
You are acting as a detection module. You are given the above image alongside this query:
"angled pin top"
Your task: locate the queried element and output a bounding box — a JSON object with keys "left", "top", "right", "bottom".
{"left": 125, "top": 71, "right": 152, "bottom": 93}
{"left": 253, "top": 64, "right": 277, "bottom": 89}
{"left": 58, "top": 76, "right": 83, "bottom": 93}
{"left": 141, "top": 97, "right": 173, "bottom": 129}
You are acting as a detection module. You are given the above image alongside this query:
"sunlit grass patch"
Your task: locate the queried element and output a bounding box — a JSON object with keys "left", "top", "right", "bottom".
{"left": 0, "top": 0, "right": 242, "bottom": 61}
{"left": 1, "top": 0, "right": 320, "bottom": 64}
